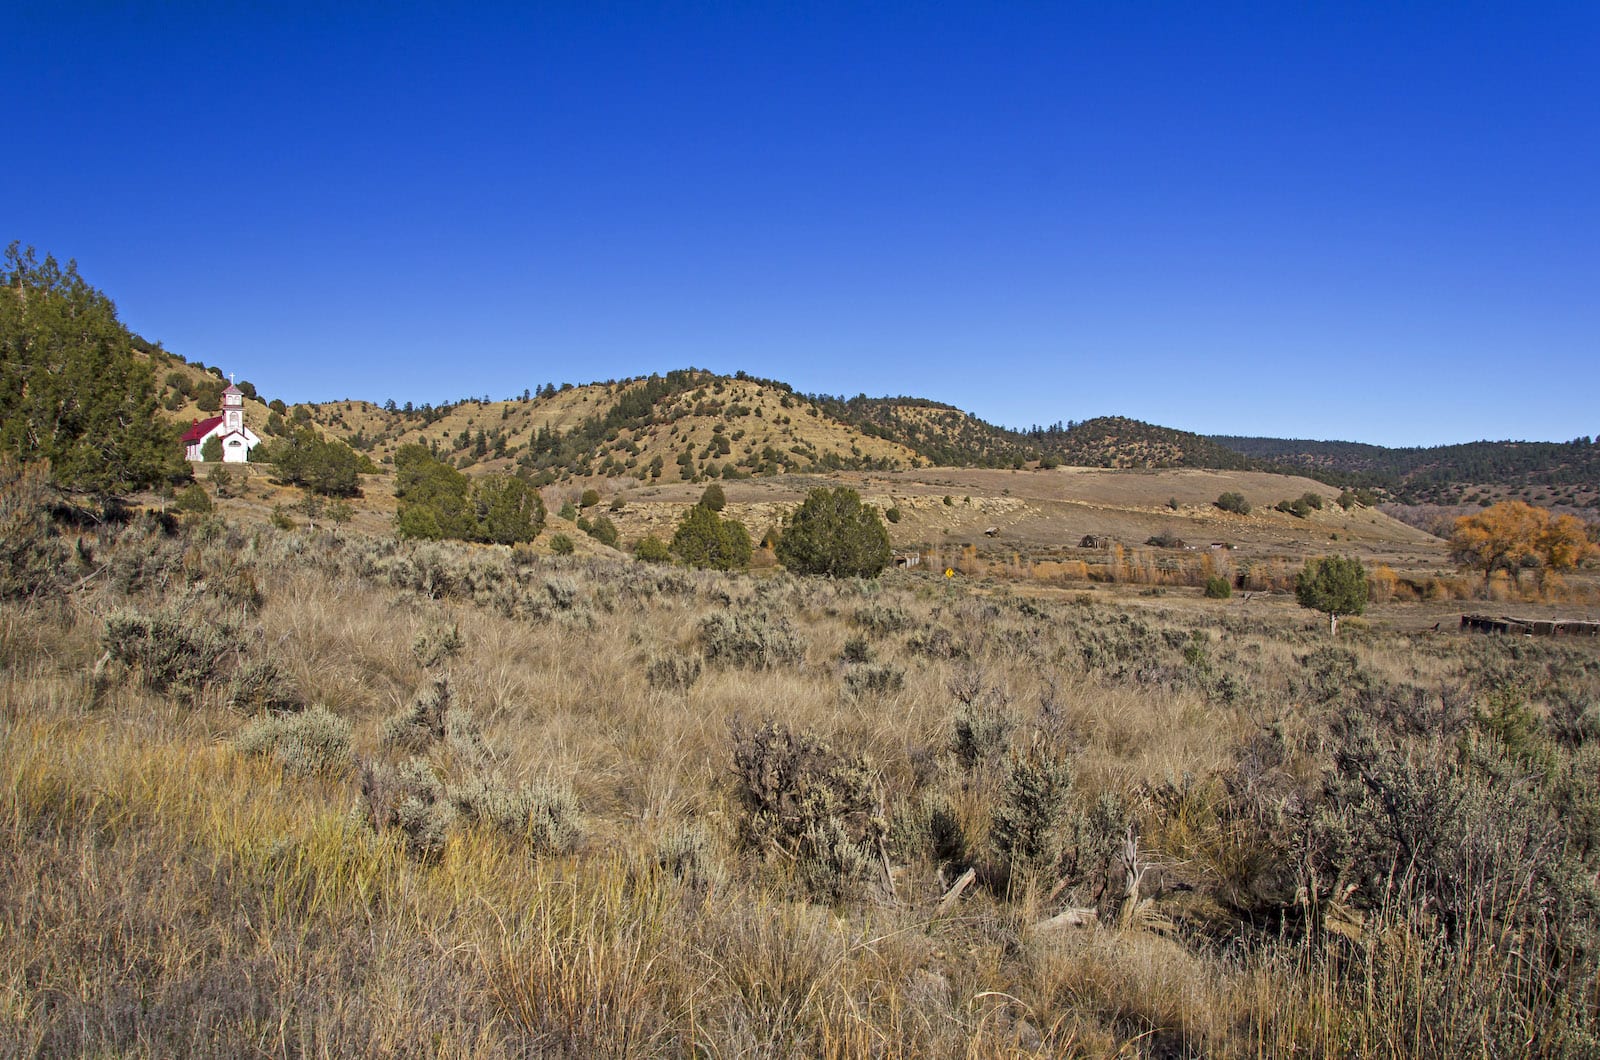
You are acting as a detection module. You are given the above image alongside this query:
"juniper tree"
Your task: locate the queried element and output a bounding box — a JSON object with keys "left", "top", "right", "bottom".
{"left": 775, "top": 486, "right": 891, "bottom": 578}
{"left": 1295, "top": 555, "right": 1369, "bottom": 635}
{"left": 0, "top": 243, "right": 185, "bottom": 493}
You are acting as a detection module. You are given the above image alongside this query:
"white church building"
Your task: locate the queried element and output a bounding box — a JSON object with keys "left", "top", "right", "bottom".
{"left": 182, "top": 382, "right": 261, "bottom": 463}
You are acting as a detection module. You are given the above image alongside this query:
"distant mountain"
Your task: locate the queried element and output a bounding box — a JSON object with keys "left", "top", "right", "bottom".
{"left": 1212, "top": 435, "right": 1600, "bottom": 510}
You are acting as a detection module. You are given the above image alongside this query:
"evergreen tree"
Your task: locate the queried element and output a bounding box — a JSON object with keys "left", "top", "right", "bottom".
{"left": 263, "top": 426, "right": 363, "bottom": 496}
{"left": 395, "top": 444, "right": 473, "bottom": 539}
{"left": 474, "top": 474, "right": 546, "bottom": 544}
{"left": 671, "top": 504, "right": 752, "bottom": 569}
{"left": 0, "top": 243, "right": 185, "bottom": 493}
{"left": 633, "top": 535, "right": 671, "bottom": 563}
{"left": 775, "top": 487, "right": 892, "bottom": 578}
{"left": 1295, "top": 555, "right": 1369, "bottom": 635}
{"left": 396, "top": 444, "right": 546, "bottom": 544}
{"left": 583, "top": 513, "right": 619, "bottom": 547}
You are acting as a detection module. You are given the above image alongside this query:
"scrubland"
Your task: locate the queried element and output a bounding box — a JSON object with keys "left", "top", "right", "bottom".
{"left": 4, "top": 479, "right": 1599, "bottom": 1057}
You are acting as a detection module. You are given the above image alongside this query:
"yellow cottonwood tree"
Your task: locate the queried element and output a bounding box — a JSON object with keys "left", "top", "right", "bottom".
{"left": 1538, "top": 513, "right": 1592, "bottom": 572}
{"left": 1451, "top": 501, "right": 1593, "bottom": 585}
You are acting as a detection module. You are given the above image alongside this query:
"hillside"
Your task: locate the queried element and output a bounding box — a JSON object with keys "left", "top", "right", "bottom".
{"left": 816, "top": 400, "right": 1259, "bottom": 473}
{"left": 1039, "top": 416, "right": 1256, "bottom": 471}
{"left": 8, "top": 240, "right": 1595, "bottom": 512}
{"left": 1214, "top": 434, "right": 1600, "bottom": 510}
{"left": 45, "top": 342, "right": 1600, "bottom": 518}
{"left": 308, "top": 371, "right": 922, "bottom": 483}
{"left": 813, "top": 396, "right": 1026, "bottom": 466}
{"left": 152, "top": 356, "right": 1597, "bottom": 515}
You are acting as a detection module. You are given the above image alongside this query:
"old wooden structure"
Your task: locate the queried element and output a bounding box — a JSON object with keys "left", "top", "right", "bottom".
{"left": 1460, "top": 614, "right": 1600, "bottom": 637}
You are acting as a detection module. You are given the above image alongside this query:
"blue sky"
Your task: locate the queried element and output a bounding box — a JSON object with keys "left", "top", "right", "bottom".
{"left": 7, "top": 3, "right": 1596, "bottom": 447}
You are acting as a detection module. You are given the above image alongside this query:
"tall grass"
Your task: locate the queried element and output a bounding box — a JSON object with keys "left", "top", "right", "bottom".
{"left": 2, "top": 503, "right": 1597, "bottom": 1056}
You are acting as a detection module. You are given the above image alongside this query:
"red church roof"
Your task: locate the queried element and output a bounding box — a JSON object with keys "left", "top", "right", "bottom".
{"left": 181, "top": 416, "right": 225, "bottom": 444}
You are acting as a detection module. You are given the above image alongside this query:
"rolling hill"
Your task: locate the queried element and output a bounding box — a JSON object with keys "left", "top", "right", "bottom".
{"left": 1213, "top": 434, "right": 1600, "bottom": 510}
{"left": 144, "top": 353, "right": 1599, "bottom": 513}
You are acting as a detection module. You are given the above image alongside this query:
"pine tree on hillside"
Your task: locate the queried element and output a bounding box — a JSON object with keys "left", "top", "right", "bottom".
{"left": 0, "top": 243, "right": 184, "bottom": 493}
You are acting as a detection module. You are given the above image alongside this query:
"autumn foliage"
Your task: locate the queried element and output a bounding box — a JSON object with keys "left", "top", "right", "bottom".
{"left": 1450, "top": 501, "right": 1594, "bottom": 585}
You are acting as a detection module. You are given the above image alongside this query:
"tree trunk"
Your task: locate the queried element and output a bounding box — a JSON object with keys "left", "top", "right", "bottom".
{"left": 1330, "top": 612, "right": 1339, "bottom": 636}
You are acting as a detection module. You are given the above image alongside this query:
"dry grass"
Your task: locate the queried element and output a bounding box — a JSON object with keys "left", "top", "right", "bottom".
{"left": 3, "top": 500, "right": 1598, "bottom": 1057}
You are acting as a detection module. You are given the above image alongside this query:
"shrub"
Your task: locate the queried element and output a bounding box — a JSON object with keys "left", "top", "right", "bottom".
{"left": 1145, "top": 527, "right": 1185, "bottom": 549}
{"left": 645, "top": 649, "right": 703, "bottom": 690}
{"left": 473, "top": 474, "right": 547, "bottom": 544}
{"left": 729, "top": 719, "right": 885, "bottom": 900}
{"left": 1203, "top": 575, "right": 1232, "bottom": 599}
{"left": 1276, "top": 496, "right": 1314, "bottom": 518}
{"left": 236, "top": 706, "right": 352, "bottom": 777}
{"left": 888, "top": 791, "right": 967, "bottom": 867}
{"left": 173, "top": 483, "right": 213, "bottom": 514}
{"left": 412, "top": 623, "right": 464, "bottom": 668}
{"left": 852, "top": 604, "right": 912, "bottom": 635}
{"left": 226, "top": 657, "right": 304, "bottom": 714}
{"left": 265, "top": 426, "right": 364, "bottom": 496}
{"left": 360, "top": 757, "right": 456, "bottom": 861}
{"left": 990, "top": 741, "right": 1073, "bottom": 884}
{"left": 952, "top": 694, "right": 1012, "bottom": 770}
{"left": 579, "top": 488, "right": 601, "bottom": 508}
{"left": 699, "top": 482, "right": 726, "bottom": 512}
{"left": 1338, "top": 487, "right": 1379, "bottom": 510}
{"left": 843, "top": 662, "right": 905, "bottom": 698}
{"left": 381, "top": 675, "right": 454, "bottom": 752}
{"left": 656, "top": 822, "right": 724, "bottom": 890}
{"left": 200, "top": 436, "right": 223, "bottom": 463}
{"left": 633, "top": 535, "right": 671, "bottom": 563}
{"left": 699, "top": 610, "right": 806, "bottom": 669}
{"left": 452, "top": 775, "right": 580, "bottom": 856}
{"left": 549, "top": 533, "right": 575, "bottom": 555}
{"left": 0, "top": 458, "right": 67, "bottom": 601}
{"left": 1215, "top": 492, "right": 1251, "bottom": 515}
{"left": 206, "top": 463, "right": 235, "bottom": 497}
{"left": 544, "top": 576, "right": 580, "bottom": 610}
{"left": 774, "top": 486, "right": 892, "bottom": 578}
{"left": 1305, "top": 730, "right": 1600, "bottom": 1018}
{"left": 841, "top": 635, "right": 873, "bottom": 663}
{"left": 884, "top": 506, "right": 901, "bottom": 523}
{"left": 102, "top": 608, "right": 236, "bottom": 693}
{"left": 558, "top": 500, "right": 577, "bottom": 521}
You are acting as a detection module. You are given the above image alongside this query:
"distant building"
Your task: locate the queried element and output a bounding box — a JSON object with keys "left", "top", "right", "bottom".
{"left": 182, "top": 383, "right": 260, "bottom": 463}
